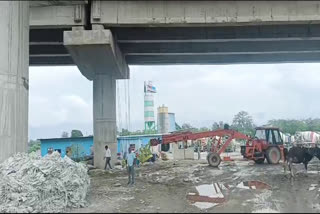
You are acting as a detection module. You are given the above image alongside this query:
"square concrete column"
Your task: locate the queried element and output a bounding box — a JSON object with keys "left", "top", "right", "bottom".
{"left": 93, "top": 74, "right": 117, "bottom": 169}
{"left": 0, "top": 2, "right": 29, "bottom": 163}
{"left": 64, "top": 26, "right": 129, "bottom": 169}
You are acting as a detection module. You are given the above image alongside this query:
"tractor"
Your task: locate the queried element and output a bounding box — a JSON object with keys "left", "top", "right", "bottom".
{"left": 241, "top": 127, "right": 285, "bottom": 164}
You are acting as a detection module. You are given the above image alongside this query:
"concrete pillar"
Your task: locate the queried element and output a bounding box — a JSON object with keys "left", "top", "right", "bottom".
{"left": 0, "top": 2, "right": 29, "bottom": 163}
{"left": 93, "top": 74, "right": 117, "bottom": 169}
{"left": 64, "top": 27, "right": 129, "bottom": 169}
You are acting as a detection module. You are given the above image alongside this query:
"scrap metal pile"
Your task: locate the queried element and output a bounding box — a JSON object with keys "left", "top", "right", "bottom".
{"left": 0, "top": 151, "right": 90, "bottom": 213}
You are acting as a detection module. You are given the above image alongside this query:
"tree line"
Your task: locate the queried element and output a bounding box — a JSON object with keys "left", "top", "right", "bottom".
{"left": 29, "top": 111, "right": 320, "bottom": 149}
{"left": 118, "top": 111, "right": 320, "bottom": 137}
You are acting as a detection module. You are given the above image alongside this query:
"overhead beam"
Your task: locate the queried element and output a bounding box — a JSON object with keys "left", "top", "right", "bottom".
{"left": 120, "top": 40, "right": 320, "bottom": 54}
{"left": 30, "top": 1, "right": 87, "bottom": 7}
{"left": 118, "top": 37, "right": 320, "bottom": 44}
{"left": 125, "top": 51, "right": 320, "bottom": 56}
{"left": 126, "top": 52, "right": 320, "bottom": 65}
{"left": 112, "top": 25, "right": 320, "bottom": 41}
{"left": 94, "top": 1, "right": 320, "bottom": 26}
{"left": 30, "top": 56, "right": 74, "bottom": 66}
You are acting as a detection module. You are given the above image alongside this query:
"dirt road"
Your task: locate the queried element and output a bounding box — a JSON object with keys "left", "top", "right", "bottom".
{"left": 70, "top": 155, "right": 320, "bottom": 213}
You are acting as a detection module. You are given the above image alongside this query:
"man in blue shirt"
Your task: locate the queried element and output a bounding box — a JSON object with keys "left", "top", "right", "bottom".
{"left": 126, "top": 147, "right": 136, "bottom": 186}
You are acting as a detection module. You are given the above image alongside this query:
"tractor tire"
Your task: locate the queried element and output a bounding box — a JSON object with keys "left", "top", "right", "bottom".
{"left": 254, "top": 158, "right": 265, "bottom": 164}
{"left": 207, "top": 152, "right": 221, "bottom": 167}
{"left": 266, "top": 147, "right": 281, "bottom": 164}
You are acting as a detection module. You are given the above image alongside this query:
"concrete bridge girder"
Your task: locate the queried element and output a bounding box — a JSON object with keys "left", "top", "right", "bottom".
{"left": 30, "top": 4, "right": 86, "bottom": 28}
{"left": 92, "top": 0, "right": 320, "bottom": 26}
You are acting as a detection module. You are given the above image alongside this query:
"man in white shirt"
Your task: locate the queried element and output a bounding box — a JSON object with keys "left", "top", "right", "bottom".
{"left": 104, "top": 145, "right": 112, "bottom": 170}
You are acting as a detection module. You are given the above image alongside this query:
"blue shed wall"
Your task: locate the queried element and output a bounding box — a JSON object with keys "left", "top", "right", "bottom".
{"left": 117, "top": 135, "right": 162, "bottom": 156}
{"left": 40, "top": 134, "right": 163, "bottom": 159}
{"left": 40, "top": 137, "right": 93, "bottom": 158}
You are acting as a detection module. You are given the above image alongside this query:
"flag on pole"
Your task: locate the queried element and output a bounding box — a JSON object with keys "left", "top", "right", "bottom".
{"left": 144, "top": 81, "right": 156, "bottom": 93}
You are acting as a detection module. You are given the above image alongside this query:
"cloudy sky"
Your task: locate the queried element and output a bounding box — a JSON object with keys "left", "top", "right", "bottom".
{"left": 29, "top": 63, "right": 320, "bottom": 140}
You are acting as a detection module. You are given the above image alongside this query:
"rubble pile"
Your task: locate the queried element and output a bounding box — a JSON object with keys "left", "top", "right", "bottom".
{"left": 0, "top": 152, "right": 90, "bottom": 213}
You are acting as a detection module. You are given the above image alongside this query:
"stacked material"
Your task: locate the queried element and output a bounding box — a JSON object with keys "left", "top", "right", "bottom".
{"left": 0, "top": 152, "right": 90, "bottom": 213}
{"left": 295, "top": 131, "right": 320, "bottom": 145}
{"left": 138, "top": 144, "right": 153, "bottom": 164}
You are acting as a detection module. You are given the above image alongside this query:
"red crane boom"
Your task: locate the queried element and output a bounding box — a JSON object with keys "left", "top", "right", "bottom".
{"left": 162, "top": 129, "right": 251, "bottom": 166}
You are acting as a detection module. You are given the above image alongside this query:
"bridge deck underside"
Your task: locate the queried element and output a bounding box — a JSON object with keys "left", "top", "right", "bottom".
{"left": 30, "top": 24, "right": 320, "bottom": 66}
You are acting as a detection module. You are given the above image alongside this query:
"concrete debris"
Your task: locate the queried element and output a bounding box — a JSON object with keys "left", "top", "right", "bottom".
{"left": 114, "top": 183, "right": 122, "bottom": 187}
{"left": 0, "top": 152, "right": 90, "bottom": 213}
{"left": 193, "top": 202, "right": 219, "bottom": 210}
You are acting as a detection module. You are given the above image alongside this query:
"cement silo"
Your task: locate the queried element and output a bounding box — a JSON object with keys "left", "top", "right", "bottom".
{"left": 157, "top": 105, "right": 169, "bottom": 134}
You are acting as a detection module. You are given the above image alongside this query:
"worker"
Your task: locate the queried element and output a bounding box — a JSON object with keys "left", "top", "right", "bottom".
{"left": 126, "top": 147, "right": 136, "bottom": 186}
{"left": 197, "top": 142, "right": 201, "bottom": 160}
{"left": 135, "top": 149, "right": 141, "bottom": 168}
{"left": 104, "top": 145, "right": 112, "bottom": 170}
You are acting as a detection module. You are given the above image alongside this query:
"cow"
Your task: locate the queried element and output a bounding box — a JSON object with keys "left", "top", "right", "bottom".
{"left": 284, "top": 146, "right": 320, "bottom": 177}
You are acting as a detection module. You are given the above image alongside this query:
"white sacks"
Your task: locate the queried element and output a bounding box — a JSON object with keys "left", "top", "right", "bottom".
{"left": 295, "top": 131, "right": 320, "bottom": 144}
{"left": 0, "top": 151, "right": 90, "bottom": 213}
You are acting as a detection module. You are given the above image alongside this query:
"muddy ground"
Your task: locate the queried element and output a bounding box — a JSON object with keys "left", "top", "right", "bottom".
{"left": 69, "top": 153, "right": 320, "bottom": 213}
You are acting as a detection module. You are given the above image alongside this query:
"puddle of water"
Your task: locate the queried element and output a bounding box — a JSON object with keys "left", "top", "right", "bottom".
{"left": 237, "top": 181, "right": 271, "bottom": 190}
{"left": 193, "top": 202, "right": 219, "bottom": 210}
{"left": 309, "top": 186, "right": 316, "bottom": 191}
{"left": 308, "top": 171, "right": 320, "bottom": 174}
{"left": 187, "top": 183, "right": 226, "bottom": 209}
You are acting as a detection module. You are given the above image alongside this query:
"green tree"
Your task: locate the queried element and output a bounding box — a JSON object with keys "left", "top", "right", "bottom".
{"left": 181, "top": 123, "right": 199, "bottom": 132}
{"left": 267, "top": 119, "right": 314, "bottom": 135}
{"left": 61, "top": 131, "right": 69, "bottom": 138}
{"left": 28, "top": 140, "right": 41, "bottom": 153}
{"left": 181, "top": 123, "right": 193, "bottom": 130}
{"left": 219, "top": 121, "right": 224, "bottom": 129}
{"left": 131, "top": 130, "right": 144, "bottom": 135}
{"left": 231, "top": 111, "right": 255, "bottom": 136}
{"left": 199, "top": 127, "right": 210, "bottom": 132}
{"left": 211, "top": 122, "right": 220, "bottom": 130}
{"left": 119, "top": 128, "right": 131, "bottom": 136}
{"left": 71, "top": 130, "right": 83, "bottom": 138}
{"left": 69, "top": 143, "right": 86, "bottom": 162}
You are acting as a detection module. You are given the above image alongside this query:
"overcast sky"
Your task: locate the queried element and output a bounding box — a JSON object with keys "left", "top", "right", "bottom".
{"left": 29, "top": 63, "right": 320, "bottom": 140}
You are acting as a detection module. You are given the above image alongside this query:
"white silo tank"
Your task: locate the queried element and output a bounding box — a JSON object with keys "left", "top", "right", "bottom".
{"left": 157, "top": 105, "right": 169, "bottom": 134}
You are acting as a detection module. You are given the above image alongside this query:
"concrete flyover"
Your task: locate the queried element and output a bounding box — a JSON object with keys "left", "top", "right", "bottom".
{"left": 3, "top": 0, "right": 320, "bottom": 168}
